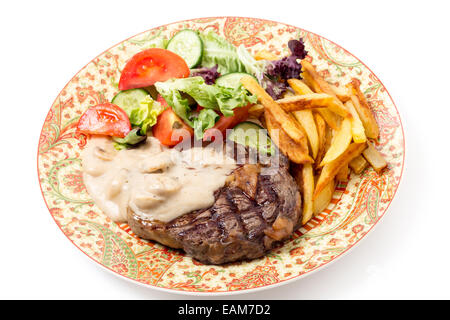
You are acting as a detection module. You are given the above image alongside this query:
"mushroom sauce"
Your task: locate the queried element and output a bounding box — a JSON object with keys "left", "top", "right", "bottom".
{"left": 82, "top": 136, "right": 236, "bottom": 222}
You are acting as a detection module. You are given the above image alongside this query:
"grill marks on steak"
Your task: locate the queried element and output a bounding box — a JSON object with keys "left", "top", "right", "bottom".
{"left": 127, "top": 151, "right": 302, "bottom": 264}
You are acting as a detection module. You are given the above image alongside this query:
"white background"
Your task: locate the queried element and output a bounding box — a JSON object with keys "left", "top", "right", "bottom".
{"left": 1, "top": 0, "right": 449, "bottom": 299}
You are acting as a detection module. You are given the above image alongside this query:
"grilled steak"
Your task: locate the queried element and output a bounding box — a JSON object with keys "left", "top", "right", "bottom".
{"left": 127, "top": 147, "right": 302, "bottom": 264}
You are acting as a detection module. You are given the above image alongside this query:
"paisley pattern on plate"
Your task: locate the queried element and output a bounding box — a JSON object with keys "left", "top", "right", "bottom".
{"left": 37, "top": 17, "right": 405, "bottom": 294}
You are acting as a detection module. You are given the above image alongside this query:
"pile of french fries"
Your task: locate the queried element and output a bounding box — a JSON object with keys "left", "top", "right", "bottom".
{"left": 241, "top": 60, "right": 387, "bottom": 225}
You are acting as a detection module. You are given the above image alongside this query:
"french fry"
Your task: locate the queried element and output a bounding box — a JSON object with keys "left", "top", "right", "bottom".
{"left": 296, "top": 73, "right": 340, "bottom": 130}
{"left": 320, "top": 117, "right": 352, "bottom": 166}
{"left": 345, "top": 100, "right": 367, "bottom": 143}
{"left": 329, "top": 83, "right": 351, "bottom": 102}
{"left": 292, "top": 163, "right": 315, "bottom": 224}
{"left": 287, "top": 79, "right": 314, "bottom": 95}
{"left": 254, "top": 50, "right": 278, "bottom": 61}
{"left": 328, "top": 98, "right": 352, "bottom": 118}
{"left": 244, "top": 67, "right": 384, "bottom": 218}
{"left": 277, "top": 93, "right": 334, "bottom": 112}
{"left": 362, "top": 142, "right": 387, "bottom": 173}
{"left": 248, "top": 104, "right": 265, "bottom": 117}
{"left": 301, "top": 68, "right": 322, "bottom": 93}
{"left": 314, "top": 143, "right": 367, "bottom": 199}
{"left": 281, "top": 90, "right": 296, "bottom": 98}
{"left": 316, "top": 119, "right": 333, "bottom": 168}
{"left": 265, "top": 112, "right": 313, "bottom": 164}
{"left": 316, "top": 108, "right": 340, "bottom": 130}
{"left": 241, "top": 76, "right": 309, "bottom": 148}
{"left": 350, "top": 95, "right": 379, "bottom": 140}
{"left": 301, "top": 60, "right": 351, "bottom": 118}
{"left": 293, "top": 110, "right": 319, "bottom": 159}
{"left": 314, "top": 112, "right": 327, "bottom": 161}
{"left": 277, "top": 93, "right": 352, "bottom": 119}
{"left": 286, "top": 79, "right": 320, "bottom": 159}
{"left": 301, "top": 60, "right": 337, "bottom": 95}
{"left": 348, "top": 80, "right": 379, "bottom": 139}
{"left": 349, "top": 155, "right": 368, "bottom": 174}
{"left": 288, "top": 76, "right": 342, "bottom": 163}
{"left": 313, "top": 178, "right": 335, "bottom": 216}
{"left": 301, "top": 163, "right": 315, "bottom": 224}
{"left": 336, "top": 164, "right": 349, "bottom": 182}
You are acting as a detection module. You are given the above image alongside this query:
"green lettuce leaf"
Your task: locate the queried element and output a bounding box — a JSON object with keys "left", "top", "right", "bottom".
{"left": 156, "top": 77, "right": 216, "bottom": 110}
{"left": 113, "top": 128, "right": 147, "bottom": 150}
{"left": 200, "top": 31, "right": 246, "bottom": 74}
{"left": 236, "top": 45, "right": 267, "bottom": 80}
{"left": 200, "top": 31, "right": 267, "bottom": 78}
{"left": 193, "top": 109, "right": 220, "bottom": 139}
{"left": 154, "top": 77, "right": 256, "bottom": 138}
{"left": 123, "top": 95, "right": 163, "bottom": 134}
{"left": 216, "top": 85, "right": 257, "bottom": 117}
{"left": 153, "top": 81, "right": 193, "bottom": 126}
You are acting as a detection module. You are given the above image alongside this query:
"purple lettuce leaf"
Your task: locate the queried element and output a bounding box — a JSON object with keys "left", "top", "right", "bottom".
{"left": 266, "top": 55, "right": 303, "bottom": 81}
{"left": 190, "top": 65, "right": 221, "bottom": 84}
{"left": 288, "top": 39, "right": 307, "bottom": 60}
{"left": 262, "top": 79, "right": 288, "bottom": 100}
{"left": 263, "top": 38, "right": 308, "bottom": 99}
{"left": 266, "top": 38, "right": 308, "bottom": 81}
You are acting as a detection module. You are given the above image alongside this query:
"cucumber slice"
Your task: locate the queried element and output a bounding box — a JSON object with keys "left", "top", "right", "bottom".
{"left": 167, "top": 29, "right": 203, "bottom": 68}
{"left": 228, "top": 121, "right": 275, "bottom": 155}
{"left": 216, "top": 72, "right": 256, "bottom": 88}
{"left": 111, "top": 89, "right": 149, "bottom": 111}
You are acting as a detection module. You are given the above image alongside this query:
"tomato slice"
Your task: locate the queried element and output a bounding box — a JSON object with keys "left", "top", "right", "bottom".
{"left": 119, "top": 48, "right": 190, "bottom": 90}
{"left": 77, "top": 103, "right": 131, "bottom": 138}
{"left": 203, "top": 104, "right": 251, "bottom": 141}
{"left": 152, "top": 97, "right": 193, "bottom": 146}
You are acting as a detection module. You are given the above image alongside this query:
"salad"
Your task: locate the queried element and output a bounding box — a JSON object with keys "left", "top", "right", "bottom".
{"left": 76, "top": 29, "right": 307, "bottom": 150}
